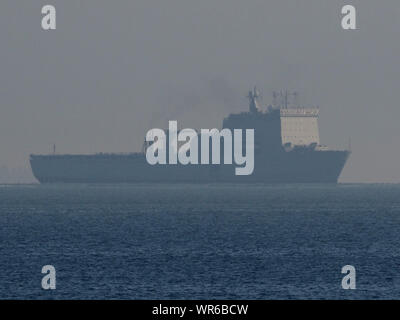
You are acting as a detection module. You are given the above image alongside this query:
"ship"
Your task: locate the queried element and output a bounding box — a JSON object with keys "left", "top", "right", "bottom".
{"left": 30, "top": 88, "right": 350, "bottom": 183}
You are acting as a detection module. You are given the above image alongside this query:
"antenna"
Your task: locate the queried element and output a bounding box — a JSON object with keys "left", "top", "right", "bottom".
{"left": 247, "top": 86, "right": 262, "bottom": 113}
{"left": 293, "top": 91, "right": 299, "bottom": 107}
{"left": 272, "top": 91, "right": 278, "bottom": 106}
{"left": 284, "top": 90, "right": 289, "bottom": 109}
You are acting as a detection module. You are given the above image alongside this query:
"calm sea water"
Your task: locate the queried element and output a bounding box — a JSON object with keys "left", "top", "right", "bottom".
{"left": 1, "top": 183, "right": 400, "bottom": 299}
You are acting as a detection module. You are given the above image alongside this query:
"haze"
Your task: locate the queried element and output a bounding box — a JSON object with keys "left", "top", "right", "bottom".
{"left": 0, "top": 0, "right": 399, "bottom": 183}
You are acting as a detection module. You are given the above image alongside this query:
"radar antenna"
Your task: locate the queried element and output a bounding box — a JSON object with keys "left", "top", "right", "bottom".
{"left": 277, "top": 90, "right": 295, "bottom": 108}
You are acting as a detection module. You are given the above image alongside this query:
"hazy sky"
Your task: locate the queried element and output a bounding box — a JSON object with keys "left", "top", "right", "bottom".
{"left": 0, "top": 0, "right": 399, "bottom": 182}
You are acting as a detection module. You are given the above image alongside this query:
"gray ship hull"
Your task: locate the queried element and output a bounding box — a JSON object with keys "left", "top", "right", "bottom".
{"left": 30, "top": 149, "right": 350, "bottom": 184}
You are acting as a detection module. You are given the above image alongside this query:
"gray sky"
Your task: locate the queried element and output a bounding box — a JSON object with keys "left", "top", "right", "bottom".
{"left": 0, "top": 0, "right": 399, "bottom": 182}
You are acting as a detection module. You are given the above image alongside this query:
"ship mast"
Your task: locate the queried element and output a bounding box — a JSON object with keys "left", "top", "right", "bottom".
{"left": 247, "top": 86, "right": 261, "bottom": 113}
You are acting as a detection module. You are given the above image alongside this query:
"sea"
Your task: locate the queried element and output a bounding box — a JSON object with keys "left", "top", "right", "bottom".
{"left": 1, "top": 183, "right": 400, "bottom": 299}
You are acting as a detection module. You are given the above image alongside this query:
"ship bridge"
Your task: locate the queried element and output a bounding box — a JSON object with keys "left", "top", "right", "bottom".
{"left": 280, "top": 108, "right": 320, "bottom": 147}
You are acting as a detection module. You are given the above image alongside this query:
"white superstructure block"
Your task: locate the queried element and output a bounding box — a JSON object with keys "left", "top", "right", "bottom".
{"left": 280, "top": 108, "right": 320, "bottom": 146}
